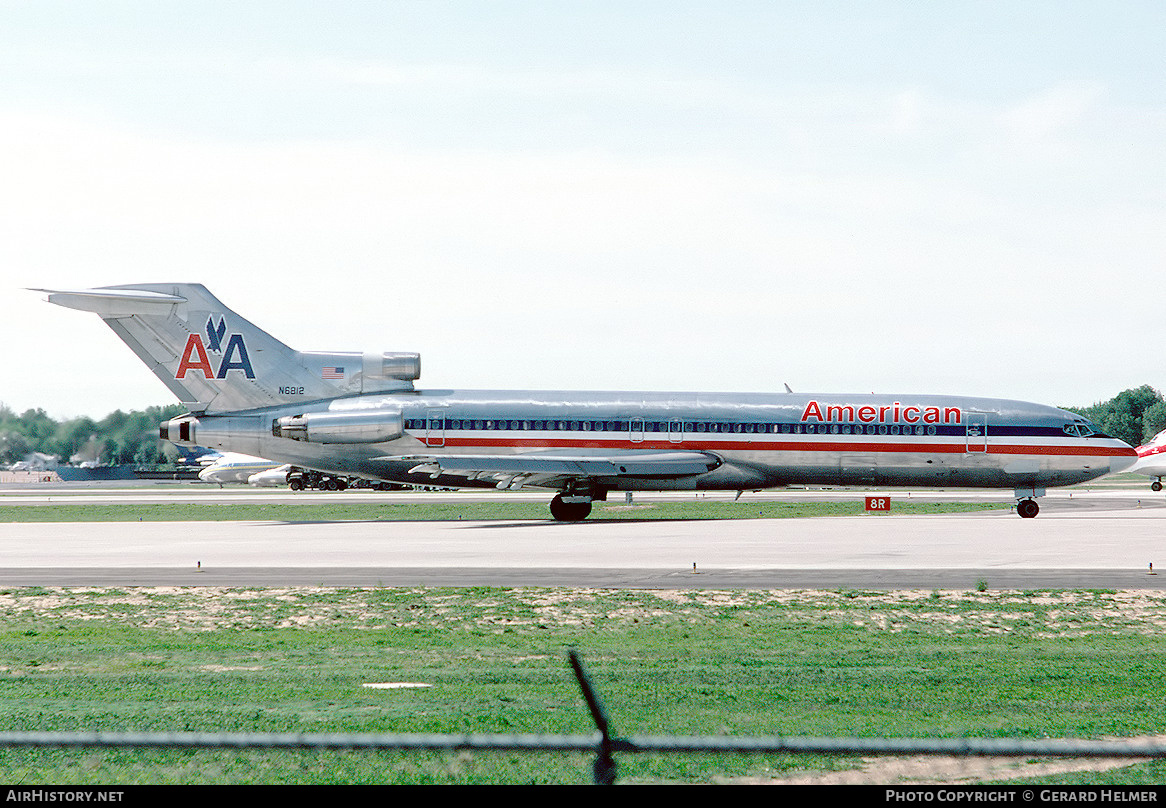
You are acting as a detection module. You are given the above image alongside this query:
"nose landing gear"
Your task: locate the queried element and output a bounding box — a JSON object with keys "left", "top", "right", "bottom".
{"left": 1016, "top": 498, "right": 1039, "bottom": 519}
{"left": 1013, "top": 487, "right": 1044, "bottom": 519}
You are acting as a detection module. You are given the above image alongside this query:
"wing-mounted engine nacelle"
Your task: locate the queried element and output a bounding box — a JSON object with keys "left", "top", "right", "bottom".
{"left": 273, "top": 408, "right": 404, "bottom": 443}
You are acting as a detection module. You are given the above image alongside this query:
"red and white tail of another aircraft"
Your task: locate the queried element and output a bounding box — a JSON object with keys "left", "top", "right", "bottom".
{"left": 1132, "top": 428, "right": 1166, "bottom": 491}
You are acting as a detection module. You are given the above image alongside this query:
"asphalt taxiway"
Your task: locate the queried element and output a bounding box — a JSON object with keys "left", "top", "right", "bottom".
{"left": 1, "top": 485, "right": 1164, "bottom": 588}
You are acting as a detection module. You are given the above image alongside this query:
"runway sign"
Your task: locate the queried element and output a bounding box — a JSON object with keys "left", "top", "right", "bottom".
{"left": 865, "top": 496, "right": 891, "bottom": 512}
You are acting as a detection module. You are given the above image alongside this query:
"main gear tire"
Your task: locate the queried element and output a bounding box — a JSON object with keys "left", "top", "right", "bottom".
{"left": 550, "top": 494, "right": 593, "bottom": 522}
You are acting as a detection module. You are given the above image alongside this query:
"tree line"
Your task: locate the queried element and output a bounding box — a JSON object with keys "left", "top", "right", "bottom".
{"left": 1063, "top": 385, "right": 1166, "bottom": 449}
{"left": 0, "top": 403, "right": 187, "bottom": 466}
{"left": 2, "top": 385, "right": 1165, "bottom": 468}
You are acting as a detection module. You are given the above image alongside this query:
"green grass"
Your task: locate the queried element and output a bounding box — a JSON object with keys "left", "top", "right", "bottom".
{"left": 0, "top": 500, "right": 1006, "bottom": 522}
{"left": 0, "top": 587, "right": 1163, "bottom": 784}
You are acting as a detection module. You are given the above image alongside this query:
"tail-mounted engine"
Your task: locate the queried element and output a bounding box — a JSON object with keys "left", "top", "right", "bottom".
{"left": 273, "top": 407, "right": 404, "bottom": 444}
{"left": 299, "top": 351, "right": 421, "bottom": 393}
{"left": 159, "top": 415, "right": 199, "bottom": 446}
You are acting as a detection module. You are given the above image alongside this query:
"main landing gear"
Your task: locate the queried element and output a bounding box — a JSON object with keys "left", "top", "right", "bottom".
{"left": 1152, "top": 478, "right": 1162, "bottom": 492}
{"left": 549, "top": 486, "right": 606, "bottom": 521}
{"left": 550, "top": 494, "right": 592, "bottom": 521}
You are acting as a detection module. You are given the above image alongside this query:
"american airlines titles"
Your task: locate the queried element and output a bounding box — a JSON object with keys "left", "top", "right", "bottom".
{"left": 801, "top": 400, "right": 962, "bottom": 425}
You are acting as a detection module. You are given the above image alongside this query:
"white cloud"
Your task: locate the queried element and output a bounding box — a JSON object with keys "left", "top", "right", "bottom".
{"left": 998, "top": 80, "right": 1107, "bottom": 146}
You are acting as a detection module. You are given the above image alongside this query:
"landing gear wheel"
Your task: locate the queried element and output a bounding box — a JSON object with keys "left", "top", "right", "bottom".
{"left": 1017, "top": 499, "right": 1039, "bottom": 519}
{"left": 1152, "top": 481, "right": 1162, "bottom": 492}
{"left": 288, "top": 478, "right": 303, "bottom": 491}
{"left": 550, "top": 494, "right": 593, "bottom": 522}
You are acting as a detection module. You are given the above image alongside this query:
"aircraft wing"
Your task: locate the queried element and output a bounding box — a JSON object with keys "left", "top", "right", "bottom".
{"left": 386, "top": 450, "right": 720, "bottom": 489}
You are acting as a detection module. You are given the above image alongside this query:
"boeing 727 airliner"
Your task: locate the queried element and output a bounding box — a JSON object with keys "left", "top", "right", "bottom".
{"left": 39, "top": 284, "right": 1136, "bottom": 519}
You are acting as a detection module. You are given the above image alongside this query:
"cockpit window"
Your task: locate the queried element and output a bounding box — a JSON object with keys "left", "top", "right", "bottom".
{"left": 1064, "top": 421, "right": 1099, "bottom": 438}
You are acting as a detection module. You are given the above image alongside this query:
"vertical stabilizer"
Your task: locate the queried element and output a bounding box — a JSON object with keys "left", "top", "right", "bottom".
{"left": 38, "top": 283, "right": 345, "bottom": 412}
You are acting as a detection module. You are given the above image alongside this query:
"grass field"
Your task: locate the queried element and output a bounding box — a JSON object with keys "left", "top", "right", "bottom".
{"left": 0, "top": 586, "right": 1164, "bottom": 784}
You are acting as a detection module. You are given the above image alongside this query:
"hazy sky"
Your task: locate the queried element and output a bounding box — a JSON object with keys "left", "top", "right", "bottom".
{"left": 2, "top": 2, "right": 1163, "bottom": 419}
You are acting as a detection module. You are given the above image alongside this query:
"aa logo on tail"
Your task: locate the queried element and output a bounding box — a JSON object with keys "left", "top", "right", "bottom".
{"left": 176, "top": 316, "right": 255, "bottom": 380}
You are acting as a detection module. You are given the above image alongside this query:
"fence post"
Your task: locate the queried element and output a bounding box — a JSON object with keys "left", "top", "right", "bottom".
{"left": 568, "top": 649, "right": 618, "bottom": 785}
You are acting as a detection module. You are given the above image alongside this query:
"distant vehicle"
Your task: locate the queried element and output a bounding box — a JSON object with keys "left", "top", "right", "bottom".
{"left": 1131, "top": 428, "right": 1166, "bottom": 491}
{"left": 197, "top": 453, "right": 281, "bottom": 485}
{"left": 41, "top": 283, "right": 1137, "bottom": 519}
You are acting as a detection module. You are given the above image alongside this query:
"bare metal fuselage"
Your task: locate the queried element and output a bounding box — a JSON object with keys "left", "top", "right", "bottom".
{"left": 40, "top": 283, "right": 1136, "bottom": 517}
{"left": 175, "top": 388, "right": 1134, "bottom": 493}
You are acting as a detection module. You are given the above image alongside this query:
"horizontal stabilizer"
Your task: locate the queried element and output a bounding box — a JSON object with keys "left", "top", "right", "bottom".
{"left": 32, "top": 287, "right": 187, "bottom": 316}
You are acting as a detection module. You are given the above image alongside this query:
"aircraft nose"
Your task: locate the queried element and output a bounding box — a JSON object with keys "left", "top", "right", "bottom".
{"left": 1107, "top": 441, "right": 1139, "bottom": 474}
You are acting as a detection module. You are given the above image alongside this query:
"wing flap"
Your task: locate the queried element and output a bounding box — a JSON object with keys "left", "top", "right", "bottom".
{"left": 386, "top": 451, "right": 720, "bottom": 479}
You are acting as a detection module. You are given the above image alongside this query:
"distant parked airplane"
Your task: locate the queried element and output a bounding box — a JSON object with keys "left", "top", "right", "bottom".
{"left": 196, "top": 453, "right": 281, "bottom": 485}
{"left": 247, "top": 464, "right": 293, "bottom": 487}
{"left": 40, "top": 283, "right": 1137, "bottom": 519}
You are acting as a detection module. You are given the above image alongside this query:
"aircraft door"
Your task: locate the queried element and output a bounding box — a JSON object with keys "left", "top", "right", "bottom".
{"left": 668, "top": 418, "right": 684, "bottom": 443}
{"left": 965, "top": 412, "right": 988, "bottom": 454}
{"left": 425, "top": 409, "right": 446, "bottom": 447}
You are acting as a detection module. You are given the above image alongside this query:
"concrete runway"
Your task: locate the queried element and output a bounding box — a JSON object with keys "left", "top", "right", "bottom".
{"left": 1, "top": 485, "right": 1165, "bottom": 588}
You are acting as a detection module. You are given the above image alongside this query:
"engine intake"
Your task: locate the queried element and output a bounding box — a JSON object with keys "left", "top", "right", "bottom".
{"left": 159, "top": 416, "right": 198, "bottom": 445}
{"left": 273, "top": 408, "right": 404, "bottom": 443}
{"left": 367, "top": 352, "right": 421, "bottom": 381}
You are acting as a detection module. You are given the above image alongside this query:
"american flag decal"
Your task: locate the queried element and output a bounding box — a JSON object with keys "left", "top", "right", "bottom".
{"left": 322, "top": 366, "right": 344, "bottom": 379}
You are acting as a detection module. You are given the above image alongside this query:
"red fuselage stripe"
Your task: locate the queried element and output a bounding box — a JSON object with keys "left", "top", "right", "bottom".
{"left": 418, "top": 436, "right": 1135, "bottom": 458}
